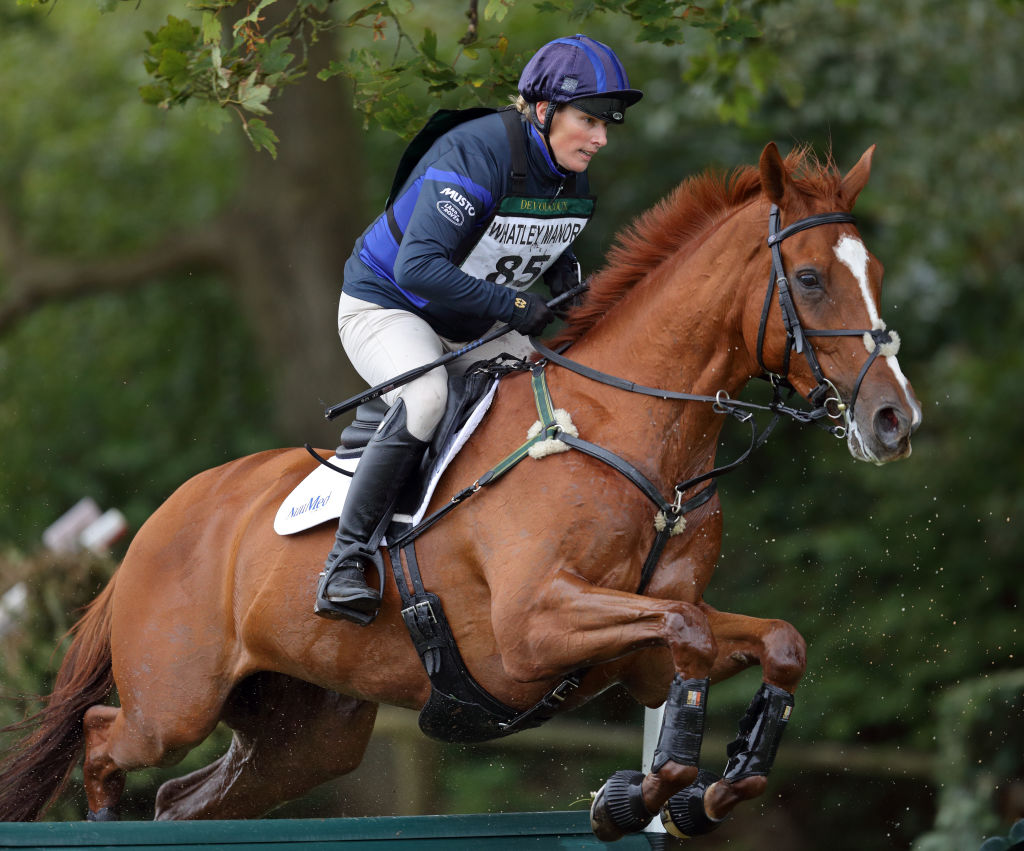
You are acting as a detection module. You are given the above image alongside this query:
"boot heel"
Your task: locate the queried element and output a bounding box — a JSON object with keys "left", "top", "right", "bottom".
{"left": 314, "top": 569, "right": 380, "bottom": 625}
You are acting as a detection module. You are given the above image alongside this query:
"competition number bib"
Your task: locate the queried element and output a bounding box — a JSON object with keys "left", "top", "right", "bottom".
{"left": 459, "top": 195, "right": 595, "bottom": 291}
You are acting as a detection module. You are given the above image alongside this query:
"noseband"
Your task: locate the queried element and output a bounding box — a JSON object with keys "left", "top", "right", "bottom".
{"left": 756, "top": 204, "right": 901, "bottom": 434}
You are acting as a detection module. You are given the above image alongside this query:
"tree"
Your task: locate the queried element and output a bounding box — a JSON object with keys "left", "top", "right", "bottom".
{"left": 1, "top": 2, "right": 365, "bottom": 447}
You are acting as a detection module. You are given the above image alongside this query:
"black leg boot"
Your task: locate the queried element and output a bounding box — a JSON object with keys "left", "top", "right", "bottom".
{"left": 314, "top": 400, "right": 427, "bottom": 623}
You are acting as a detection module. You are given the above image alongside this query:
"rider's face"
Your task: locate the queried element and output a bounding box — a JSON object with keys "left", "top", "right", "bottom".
{"left": 537, "top": 102, "right": 609, "bottom": 173}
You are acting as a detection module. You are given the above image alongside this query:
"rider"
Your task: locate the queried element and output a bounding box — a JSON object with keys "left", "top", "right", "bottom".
{"left": 316, "top": 34, "right": 644, "bottom": 621}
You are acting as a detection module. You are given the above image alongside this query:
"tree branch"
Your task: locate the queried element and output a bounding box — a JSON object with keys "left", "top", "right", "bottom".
{"left": 0, "top": 214, "right": 229, "bottom": 335}
{"left": 461, "top": 0, "right": 479, "bottom": 44}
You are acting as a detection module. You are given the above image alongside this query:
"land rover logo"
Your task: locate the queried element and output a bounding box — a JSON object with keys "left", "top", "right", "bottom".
{"left": 435, "top": 200, "right": 464, "bottom": 226}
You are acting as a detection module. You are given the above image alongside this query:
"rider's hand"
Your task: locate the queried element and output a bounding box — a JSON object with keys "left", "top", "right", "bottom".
{"left": 508, "top": 292, "right": 555, "bottom": 336}
{"left": 545, "top": 254, "right": 582, "bottom": 300}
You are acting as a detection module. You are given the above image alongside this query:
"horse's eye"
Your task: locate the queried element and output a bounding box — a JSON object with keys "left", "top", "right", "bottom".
{"left": 795, "top": 269, "right": 821, "bottom": 289}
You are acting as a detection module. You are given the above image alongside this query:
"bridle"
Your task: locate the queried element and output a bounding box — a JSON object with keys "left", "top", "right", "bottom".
{"left": 757, "top": 204, "right": 901, "bottom": 435}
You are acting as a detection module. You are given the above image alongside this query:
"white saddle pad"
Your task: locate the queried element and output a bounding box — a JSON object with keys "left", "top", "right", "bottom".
{"left": 274, "top": 379, "right": 499, "bottom": 536}
{"left": 273, "top": 455, "right": 358, "bottom": 535}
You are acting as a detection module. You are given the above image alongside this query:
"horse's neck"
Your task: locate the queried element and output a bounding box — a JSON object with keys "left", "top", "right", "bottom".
{"left": 558, "top": 206, "right": 762, "bottom": 484}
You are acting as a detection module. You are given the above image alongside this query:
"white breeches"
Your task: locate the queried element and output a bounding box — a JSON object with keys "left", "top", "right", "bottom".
{"left": 338, "top": 294, "right": 535, "bottom": 441}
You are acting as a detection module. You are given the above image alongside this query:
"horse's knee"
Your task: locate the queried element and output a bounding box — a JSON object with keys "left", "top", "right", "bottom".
{"left": 663, "top": 606, "right": 716, "bottom": 675}
{"left": 761, "top": 619, "right": 806, "bottom": 689}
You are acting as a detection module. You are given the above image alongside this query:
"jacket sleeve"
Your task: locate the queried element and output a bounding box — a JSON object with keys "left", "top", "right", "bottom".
{"left": 391, "top": 141, "right": 517, "bottom": 323}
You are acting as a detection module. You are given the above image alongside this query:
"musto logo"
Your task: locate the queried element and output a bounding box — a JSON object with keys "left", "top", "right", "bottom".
{"left": 436, "top": 199, "right": 465, "bottom": 226}
{"left": 436, "top": 187, "right": 474, "bottom": 227}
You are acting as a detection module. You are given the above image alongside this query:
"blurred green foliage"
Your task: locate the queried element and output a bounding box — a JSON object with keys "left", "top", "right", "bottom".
{"left": 0, "top": 0, "right": 1021, "bottom": 846}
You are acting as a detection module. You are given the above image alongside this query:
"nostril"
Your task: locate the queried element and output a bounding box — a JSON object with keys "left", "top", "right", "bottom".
{"left": 874, "top": 406, "right": 905, "bottom": 448}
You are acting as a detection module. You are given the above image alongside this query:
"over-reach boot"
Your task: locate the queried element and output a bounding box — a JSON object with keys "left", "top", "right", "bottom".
{"left": 315, "top": 400, "right": 427, "bottom": 623}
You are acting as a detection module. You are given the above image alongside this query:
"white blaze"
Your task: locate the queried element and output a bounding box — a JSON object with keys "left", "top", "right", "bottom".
{"left": 835, "top": 236, "right": 882, "bottom": 329}
{"left": 833, "top": 235, "right": 922, "bottom": 433}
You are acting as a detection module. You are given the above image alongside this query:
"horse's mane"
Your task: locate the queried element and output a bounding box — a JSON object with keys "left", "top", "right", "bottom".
{"left": 551, "top": 146, "right": 844, "bottom": 347}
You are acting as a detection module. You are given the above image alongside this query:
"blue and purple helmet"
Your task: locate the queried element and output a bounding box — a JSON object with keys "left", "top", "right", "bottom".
{"left": 518, "top": 34, "right": 643, "bottom": 125}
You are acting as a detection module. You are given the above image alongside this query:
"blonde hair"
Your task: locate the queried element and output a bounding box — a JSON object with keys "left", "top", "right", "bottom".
{"left": 510, "top": 94, "right": 531, "bottom": 114}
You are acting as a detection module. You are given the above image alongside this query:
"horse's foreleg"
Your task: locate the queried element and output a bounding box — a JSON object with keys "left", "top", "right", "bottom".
{"left": 492, "top": 570, "right": 716, "bottom": 684}
{"left": 490, "top": 571, "right": 717, "bottom": 840}
{"left": 660, "top": 607, "right": 807, "bottom": 838}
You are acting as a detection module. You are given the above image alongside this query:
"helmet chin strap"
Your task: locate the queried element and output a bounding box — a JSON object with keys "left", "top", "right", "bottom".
{"left": 530, "top": 102, "right": 565, "bottom": 173}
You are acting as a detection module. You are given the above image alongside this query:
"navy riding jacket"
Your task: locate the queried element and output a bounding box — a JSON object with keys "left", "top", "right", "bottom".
{"left": 342, "top": 111, "right": 589, "bottom": 341}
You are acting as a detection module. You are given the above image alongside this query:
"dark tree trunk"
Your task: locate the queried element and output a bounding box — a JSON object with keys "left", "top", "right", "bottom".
{"left": 222, "top": 30, "right": 367, "bottom": 446}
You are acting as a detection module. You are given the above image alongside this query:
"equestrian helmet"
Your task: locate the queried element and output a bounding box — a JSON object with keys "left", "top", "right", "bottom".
{"left": 518, "top": 34, "right": 643, "bottom": 124}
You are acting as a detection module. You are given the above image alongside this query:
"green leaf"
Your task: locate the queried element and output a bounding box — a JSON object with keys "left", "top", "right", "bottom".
{"left": 210, "top": 45, "right": 231, "bottom": 90}
{"left": 156, "top": 49, "right": 189, "bottom": 87}
{"left": 154, "top": 16, "right": 200, "bottom": 53}
{"left": 237, "top": 71, "right": 272, "bottom": 115}
{"left": 201, "top": 12, "right": 222, "bottom": 45}
{"left": 636, "top": 22, "right": 684, "bottom": 44}
{"left": 484, "top": 0, "right": 512, "bottom": 22}
{"left": 138, "top": 84, "right": 167, "bottom": 106}
{"left": 260, "top": 38, "right": 295, "bottom": 75}
{"left": 317, "top": 60, "right": 347, "bottom": 82}
{"left": 419, "top": 28, "right": 438, "bottom": 61}
{"left": 244, "top": 117, "right": 279, "bottom": 158}
{"left": 194, "top": 102, "right": 232, "bottom": 133}
{"left": 718, "top": 17, "right": 762, "bottom": 41}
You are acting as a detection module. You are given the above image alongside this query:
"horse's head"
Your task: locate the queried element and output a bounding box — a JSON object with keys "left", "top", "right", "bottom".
{"left": 751, "top": 143, "right": 921, "bottom": 464}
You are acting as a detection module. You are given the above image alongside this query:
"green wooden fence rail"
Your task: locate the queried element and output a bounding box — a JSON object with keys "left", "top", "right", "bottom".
{"left": 0, "top": 811, "right": 665, "bottom": 850}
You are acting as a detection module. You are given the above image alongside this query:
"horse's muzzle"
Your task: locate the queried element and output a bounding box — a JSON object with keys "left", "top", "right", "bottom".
{"left": 848, "top": 397, "right": 921, "bottom": 464}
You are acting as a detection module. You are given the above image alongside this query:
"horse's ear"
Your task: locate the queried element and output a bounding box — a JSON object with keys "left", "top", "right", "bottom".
{"left": 840, "top": 145, "right": 875, "bottom": 208}
{"left": 759, "top": 142, "right": 790, "bottom": 206}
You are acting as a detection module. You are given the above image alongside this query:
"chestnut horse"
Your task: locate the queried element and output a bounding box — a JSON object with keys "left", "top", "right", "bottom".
{"left": 0, "top": 144, "right": 920, "bottom": 838}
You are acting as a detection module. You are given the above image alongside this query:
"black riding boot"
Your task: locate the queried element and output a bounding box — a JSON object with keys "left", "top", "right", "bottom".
{"left": 315, "top": 400, "right": 427, "bottom": 622}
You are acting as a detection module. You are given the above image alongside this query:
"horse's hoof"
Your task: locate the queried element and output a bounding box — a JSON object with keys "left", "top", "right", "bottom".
{"left": 589, "top": 769, "right": 654, "bottom": 841}
{"left": 86, "top": 807, "right": 118, "bottom": 822}
{"left": 660, "top": 769, "right": 727, "bottom": 839}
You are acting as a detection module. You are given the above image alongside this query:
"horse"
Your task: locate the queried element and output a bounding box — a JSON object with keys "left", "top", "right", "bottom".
{"left": 0, "top": 142, "right": 920, "bottom": 839}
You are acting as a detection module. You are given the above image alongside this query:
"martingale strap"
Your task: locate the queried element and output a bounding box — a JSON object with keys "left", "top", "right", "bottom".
{"left": 390, "top": 363, "right": 716, "bottom": 576}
